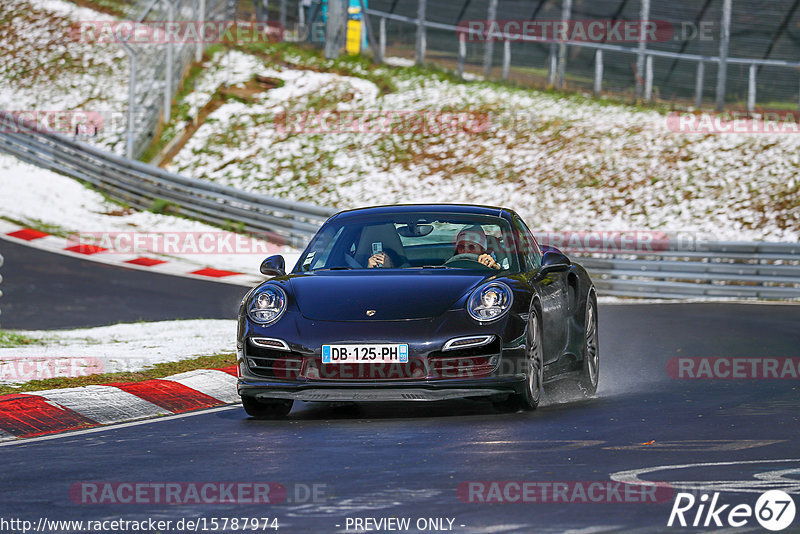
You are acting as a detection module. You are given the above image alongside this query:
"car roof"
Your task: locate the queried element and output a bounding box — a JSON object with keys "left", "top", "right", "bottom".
{"left": 331, "top": 204, "right": 510, "bottom": 220}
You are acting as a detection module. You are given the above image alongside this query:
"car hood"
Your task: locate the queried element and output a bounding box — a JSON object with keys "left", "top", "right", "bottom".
{"left": 288, "top": 270, "right": 493, "bottom": 321}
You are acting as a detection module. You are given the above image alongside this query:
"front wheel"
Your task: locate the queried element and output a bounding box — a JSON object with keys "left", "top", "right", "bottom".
{"left": 577, "top": 292, "right": 599, "bottom": 397}
{"left": 242, "top": 396, "right": 293, "bottom": 418}
{"left": 494, "top": 307, "right": 543, "bottom": 412}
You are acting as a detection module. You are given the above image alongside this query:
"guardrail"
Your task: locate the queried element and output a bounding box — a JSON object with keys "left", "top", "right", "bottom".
{"left": 0, "top": 111, "right": 336, "bottom": 249}
{"left": 565, "top": 240, "right": 800, "bottom": 299}
{"left": 0, "top": 112, "right": 798, "bottom": 299}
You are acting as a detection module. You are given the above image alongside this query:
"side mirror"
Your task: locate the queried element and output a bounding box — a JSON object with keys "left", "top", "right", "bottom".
{"left": 540, "top": 250, "right": 571, "bottom": 274}
{"left": 260, "top": 255, "right": 286, "bottom": 277}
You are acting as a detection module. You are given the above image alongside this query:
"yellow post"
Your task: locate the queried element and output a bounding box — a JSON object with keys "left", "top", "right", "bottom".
{"left": 345, "top": 5, "right": 362, "bottom": 55}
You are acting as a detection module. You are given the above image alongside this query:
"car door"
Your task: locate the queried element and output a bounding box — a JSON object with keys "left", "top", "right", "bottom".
{"left": 515, "top": 217, "right": 568, "bottom": 364}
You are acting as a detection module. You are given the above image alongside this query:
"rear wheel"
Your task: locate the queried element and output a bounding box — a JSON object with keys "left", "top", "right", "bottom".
{"left": 494, "top": 307, "right": 543, "bottom": 412}
{"left": 242, "top": 396, "right": 293, "bottom": 418}
{"left": 577, "top": 292, "right": 599, "bottom": 397}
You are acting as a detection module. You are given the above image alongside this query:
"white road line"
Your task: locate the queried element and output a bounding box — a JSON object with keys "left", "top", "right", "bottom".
{"left": 28, "top": 385, "right": 170, "bottom": 424}
{"left": 611, "top": 458, "right": 800, "bottom": 494}
{"left": 162, "top": 369, "right": 240, "bottom": 403}
{"left": 0, "top": 404, "right": 240, "bottom": 447}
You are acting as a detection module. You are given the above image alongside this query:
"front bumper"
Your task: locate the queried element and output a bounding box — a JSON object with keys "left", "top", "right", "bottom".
{"left": 236, "top": 311, "right": 529, "bottom": 402}
{"left": 238, "top": 377, "right": 525, "bottom": 402}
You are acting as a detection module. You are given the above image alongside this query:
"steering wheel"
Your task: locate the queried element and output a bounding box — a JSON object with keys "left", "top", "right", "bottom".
{"left": 444, "top": 253, "right": 495, "bottom": 270}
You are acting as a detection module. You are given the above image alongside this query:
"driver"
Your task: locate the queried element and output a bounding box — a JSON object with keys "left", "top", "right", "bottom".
{"left": 453, "top": 225, "right": 500, "bottom": 269}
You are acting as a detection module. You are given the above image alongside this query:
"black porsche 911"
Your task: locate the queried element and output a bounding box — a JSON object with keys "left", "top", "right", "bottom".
{"left": 236, "top": 204, "right": 598, "bottom": 417}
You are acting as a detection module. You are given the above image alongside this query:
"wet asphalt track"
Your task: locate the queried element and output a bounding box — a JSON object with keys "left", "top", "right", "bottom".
{"left": 1, "top": 243, "right": 800, "bottom": 533}
{"left": 0, "top": 238, "right": 247, "bottom": 329}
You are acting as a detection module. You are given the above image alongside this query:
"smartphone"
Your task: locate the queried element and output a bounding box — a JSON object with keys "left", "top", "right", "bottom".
{"left": 372, "top": 242, "right": 383, "bottom": 255}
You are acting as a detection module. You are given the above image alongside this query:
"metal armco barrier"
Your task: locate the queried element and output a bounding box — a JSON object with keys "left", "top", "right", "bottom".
{"left": 0, "top": 111, "right": 336, "bottom": 249}
{"left": 1, "top": 112, "right": 798, "bottom": 299}
{"left": 568, "top": 241, "right": 800, "bottom": 299}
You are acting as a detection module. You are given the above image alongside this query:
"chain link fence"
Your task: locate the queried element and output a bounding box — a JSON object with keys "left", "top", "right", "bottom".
{"left": 357, "top": 0, "right": 800, "bottom": 111}
{"left": 104, "top": 0, "right": 800, "bottom": 156}
{"left": 117, "top": 0, "right": 231, "bottom": 158}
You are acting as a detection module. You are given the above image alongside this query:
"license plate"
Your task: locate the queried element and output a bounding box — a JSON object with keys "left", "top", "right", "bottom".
{"left": 322, "top": 344, "right": 409, "bottom": 364}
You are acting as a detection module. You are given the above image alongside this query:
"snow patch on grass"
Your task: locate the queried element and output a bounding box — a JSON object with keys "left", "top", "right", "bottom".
{"left": 0, "top": 153, "right": 299, "bottom": 273}
{"left": 166, "top": 49, "right": 800, "bottom": 242}
{"left": 0, "top": 319, "right": 236, "bottom": 385}
{"left": 0, "top": 0, "right": 129, "bottom": 152}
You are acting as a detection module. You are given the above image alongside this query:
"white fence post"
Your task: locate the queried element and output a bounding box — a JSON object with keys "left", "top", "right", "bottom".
{"left": 695, "top": 60, "right": 704, "bottom": 108}
{"left": 197, "top": 0, "right": 207, "bottom": 61}
{"left": 716, "top": 0, "right": 733, "bottom": 111}
{"left": 324, "top": 0, "right": 345, "bottom": 59}
{"left": 164, "top": 0, "right": 175, "bottom": 123}
{"left": 747, "top": 63, "right": 757, "bottom": 112}
{"left": 415, "top": 0, "right": 427, "bottom": 65}
{"left": 298, "top": 0, "right": 305, "bottom": 37}
{"left": 457, "top": 31, "right": 466, "bottom": 79}
{"left": 483, "top": 0, "right": 498, "bottom": 78}
{"left": 120, "top": 42, "right": 137, "bottom": 160}
{"left": 548, "top": 46, "right": 557, "bottom": 86}
{"left": 594, "top": 49, "right": 603, "bottom": 95}
{"left": 636, "top": 0, "right": 650, "bottom": 98}
{"left": 556, "top": 0, "right": 572, "bottom": 88}
{"left": 501, "top": 40, "right": 510, "bottom": 80}
{"left": 644, "top": 55, "right": 653, "bottom": 101}
{"left": 379, "top": 17, "right": 386, "bottom": 61}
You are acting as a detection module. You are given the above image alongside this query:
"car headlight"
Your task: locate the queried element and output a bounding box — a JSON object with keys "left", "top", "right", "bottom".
{"left": 467, "top": 282, "right": 513, "bottom": 322}
{"left": 247, "top": 285, "right": 287, "bottom": 325}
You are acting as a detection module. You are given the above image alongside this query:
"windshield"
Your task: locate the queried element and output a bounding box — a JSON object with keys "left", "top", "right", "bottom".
{"left": 295, "top": 212, "right": 519, "bottom": 272}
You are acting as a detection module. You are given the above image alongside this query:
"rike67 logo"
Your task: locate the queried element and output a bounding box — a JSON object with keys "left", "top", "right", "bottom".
{"left": 668, "top": 490, "right": 796, "bottom": 531}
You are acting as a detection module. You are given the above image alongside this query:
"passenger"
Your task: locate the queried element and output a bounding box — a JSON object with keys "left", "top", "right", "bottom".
{"left": 367, "top": 249, "right": 400, "bottom": 268}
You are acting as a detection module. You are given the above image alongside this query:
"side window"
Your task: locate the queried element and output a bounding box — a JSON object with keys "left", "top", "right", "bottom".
{"left": 301, "top": 225, "right": 343, "bottom": 270}
{"left": 514, "top": 218, "right": 541, "bottom": 271}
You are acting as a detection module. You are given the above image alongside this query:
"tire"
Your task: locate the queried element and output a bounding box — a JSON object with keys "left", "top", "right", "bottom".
{"left": 577, "top": 291, "right": 599, "bottom": 397}
{"left": 494, "top": 306, "right": 544, "bottom": 412}
{"left": 242, "top": 396, "right": 293, "bottom": 418}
